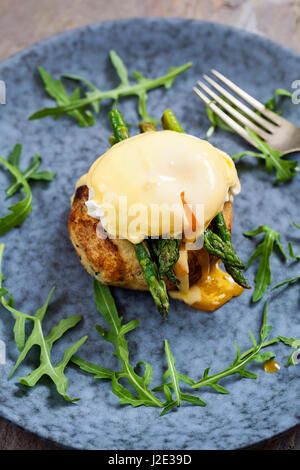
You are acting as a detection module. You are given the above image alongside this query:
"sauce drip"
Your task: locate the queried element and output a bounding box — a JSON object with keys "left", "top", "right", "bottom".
{"left": 263, "top": 359, "right": 280, "bottom": 374}
{"left": 170, "top": 250, "right": 244, "bottom": 311}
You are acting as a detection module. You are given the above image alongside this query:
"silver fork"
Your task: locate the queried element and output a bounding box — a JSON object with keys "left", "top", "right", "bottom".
{"left": 193, "top": 69, "right": 300, "bottom": 154}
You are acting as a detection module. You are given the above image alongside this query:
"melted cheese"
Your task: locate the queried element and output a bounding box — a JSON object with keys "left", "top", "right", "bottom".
{"left": 170, "top": 249, "right": 244, "bottom": 311}
{"left": 78, "top": 131, "right": 240, "bottom": 244}
{"left": 174, "top": 247, "right": 189, "bottom": 294}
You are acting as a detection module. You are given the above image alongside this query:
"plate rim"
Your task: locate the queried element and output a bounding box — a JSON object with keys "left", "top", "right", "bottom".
{"left": 1, "top": 17, "right": 300, "bottom": 69}
{"left": 0, "top": 17, "right": 299, "bottom": 450}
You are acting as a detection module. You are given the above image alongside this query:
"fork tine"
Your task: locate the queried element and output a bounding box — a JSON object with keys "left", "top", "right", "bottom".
{"left": 202, "top": 74, "right": 276, "bottom": 133}
{"left": 197, "top": 80, "right": 270, "bottom": 140}
{"left": 193, "top": 86, "right": 257, "bottom": 147}
{"left": 211, "top": 69, "right": 283, "bottom": 126}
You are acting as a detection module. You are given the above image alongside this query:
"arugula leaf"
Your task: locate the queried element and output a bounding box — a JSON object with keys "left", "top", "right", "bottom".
{"left": 5, "top": 144, "right": 55, "bottom": 198}
{"left": 7, "top": 143, "right": 22, "bottom": 167}
{"left": 232, "top": 129, "right": 299, "bottom": 184}
{"left": 70, "top": 283, "right": 298, "bottom": 414}
{"left": 272, "top": 275, "right": 300, "bottom": 290}
{"left": 29, "top": 50, "right": 192, "bottom": 126}
{"left": 72, "top": 281, "right": 163, "bottom": 408}
{"left": 288, "top": 243, "right": 300, "bottom": 260}
{"left": 0, "top": 243, "right": 87, "bottom": 401}
{"left": 0, "top": 157, "right": 32, "bottom": 235}
{"left": 205, "top": 97, "right": 235, "bottom": 138}
{"left": 244, "top": 225, "right": 288, "bottom": 302}
{"left": 264, "top": 88, "right": 292, "bottom": 113}
{"left": 277, "top": 336, "right": 300, "bottom": 366}
{"left": 272, "top": 242, "right": 299, "bottom": 288}
{"left": 193, "top": 300, "right": 274, "bottom": 389}
{"left": 71, "top": 355, "right": 115, "bottom": 379}
{"left": 287, "top": 222, "right": 300, "bottom": 260}
{"left": 0, "top": 287, "right": 8, "bottom": 297}
{"left": 72, "top": 283, "right": 205, "bottom": 414}
{"left": 0, "top": 144, "right": 55, "bottom": 234}
{"left": 252, "top": 351, "right": 276, "bottom": 363}
{"left": 153, "top": 340, "right": 206, "bottom": 416}
{"left": 271, "top": 224, "right": 300, "bottom": 289}
{"left": 192, "top": 338, "right": 259, "bottom": 390}
{"left": 36, "top": 66, "right": 95, "bottom": 127}
{"left": 190, "top": 300, "right": 298, "bottom": 391}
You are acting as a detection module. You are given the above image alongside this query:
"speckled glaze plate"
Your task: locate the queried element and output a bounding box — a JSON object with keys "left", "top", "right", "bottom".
{"left": 0, "top": 19, "right": 299, "bottom": 450}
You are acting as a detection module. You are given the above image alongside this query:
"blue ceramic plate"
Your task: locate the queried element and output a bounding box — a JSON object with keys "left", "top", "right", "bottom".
{"left": 0, "top": 19, "right": 299, "bottom": 450}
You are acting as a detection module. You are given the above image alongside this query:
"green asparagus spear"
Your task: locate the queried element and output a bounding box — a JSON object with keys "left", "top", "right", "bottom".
{"left": 211, "top": 212, "right": 231, "bottom": 244}
{"left": 212, "top": 212, "right": 249, "bottom": 288}
{"left": 224, "top": 265, "right": 249, "bottom": 289}
{"left": 109, "top": 109, "right": 130, "bottom": 142}
{"left": 203, "top": 229, "right": 244, "bottom": 269}
{"left": 134, "top": 242, "right": 169, "bottom": 317}
{"left": 108, "top": 134, "right": 117, "bottom": 146}
{"left": 161, "top": 109, "right": 184, "bottom": 133}
{"left": 206, "top": 213, "right": 250, "bottom": 288}
{"left": 151, "top": 239, "right": 181, "bottom": 287}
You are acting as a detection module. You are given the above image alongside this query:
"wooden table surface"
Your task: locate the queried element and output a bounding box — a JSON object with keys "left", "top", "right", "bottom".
{"left": 0, "top": 0, "right": 299, "bottom": 451}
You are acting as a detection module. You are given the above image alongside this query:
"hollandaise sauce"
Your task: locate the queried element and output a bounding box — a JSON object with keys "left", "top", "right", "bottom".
{"left": 78, "top": 131, "right": 241, "bottom": 244}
